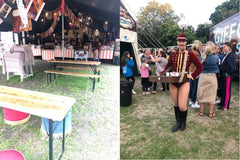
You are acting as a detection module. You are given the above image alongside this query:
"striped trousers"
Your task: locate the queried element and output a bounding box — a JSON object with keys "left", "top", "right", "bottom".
{"left": 219, "top": 74, "right": 232, "bottom": 109}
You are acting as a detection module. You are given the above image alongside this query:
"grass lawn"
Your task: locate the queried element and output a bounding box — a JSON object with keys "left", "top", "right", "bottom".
{"left": 0, "top": 59, "right": 120, "bottom": 160}
{"left": 120, "top": 68, "right": 239, "bottom": 159}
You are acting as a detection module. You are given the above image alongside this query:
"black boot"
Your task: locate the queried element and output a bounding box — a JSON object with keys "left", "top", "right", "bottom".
{"left": 179, "top": 110, "right": 188, "bottom": 131}
{"left": 171, "top": 106, "right": 180, "bottom": 132}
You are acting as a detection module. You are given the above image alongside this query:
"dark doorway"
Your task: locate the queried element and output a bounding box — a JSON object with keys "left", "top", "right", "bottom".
{"left": 120, "top": 41, "right": 138, "bottom": 76}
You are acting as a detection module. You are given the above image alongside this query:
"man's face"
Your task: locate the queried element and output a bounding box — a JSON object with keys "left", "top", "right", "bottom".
{"left": 215, "top": 47, "right": 220, "bottom": 54}
{"left": 201, "top": 46, "right": 206, "bottom": 52}
{"left": 223, "top": 45, "right": 230, "bottom": 53}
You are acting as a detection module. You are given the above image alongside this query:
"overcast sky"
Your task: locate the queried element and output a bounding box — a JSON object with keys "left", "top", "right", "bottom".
{"left": 121, "top": 0, "right": 228, "bottom": 29}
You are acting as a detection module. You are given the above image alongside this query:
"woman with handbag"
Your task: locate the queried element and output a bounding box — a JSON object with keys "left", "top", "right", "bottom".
{"left": 160, "top": 29, "right": 203, "bottom": 132}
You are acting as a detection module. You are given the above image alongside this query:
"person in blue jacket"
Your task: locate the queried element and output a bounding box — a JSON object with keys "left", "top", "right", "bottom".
{"left": 218, "top": 42, "right": 235, "bottom": 110}
{"left": 121, "top": 51, "right": 136, "bottom": 94}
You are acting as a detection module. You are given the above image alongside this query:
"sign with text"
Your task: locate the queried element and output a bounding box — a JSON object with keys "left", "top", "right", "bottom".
{"left": 209, "top": 12, "right": 240, "bottom": 54}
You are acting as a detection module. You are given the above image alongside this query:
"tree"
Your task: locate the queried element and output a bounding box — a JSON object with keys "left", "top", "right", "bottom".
{"left": 137, "top": 1, "right": 180, "bottom": 48}
{"left": 195, "top": 23, "right": 212, "bottom": 43}
{"left": 137, "top": 1, "right": 179, "bottom": 30}
{"left": 155, "top": 19, "right": 180, "bottom": 46}
{"left": 209, "top": 0, "right": 239, "bottom": 25}
{"left": 184, "top": 25, "right": 197, "bottom": 44}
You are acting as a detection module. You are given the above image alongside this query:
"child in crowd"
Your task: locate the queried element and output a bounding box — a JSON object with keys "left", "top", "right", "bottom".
{"left": 142, "top": 49, "right": 152, "bottom": 90}
{"left": 121, "top": 51, "right": 136, "bottom": 94}
{"left": 141, "top": 57, "right": 151, "bottom": 95}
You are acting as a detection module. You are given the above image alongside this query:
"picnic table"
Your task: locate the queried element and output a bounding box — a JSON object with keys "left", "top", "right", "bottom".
{"left": 0, "top": 85, "right": 76, "bottom": 160}
{"left": 45, "top": 60, "right": 101, "bottom": 91}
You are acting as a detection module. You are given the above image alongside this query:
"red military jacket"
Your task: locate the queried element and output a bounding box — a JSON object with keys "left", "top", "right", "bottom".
{"left": 161, "top": 50, "right": 203, "bottom": 79}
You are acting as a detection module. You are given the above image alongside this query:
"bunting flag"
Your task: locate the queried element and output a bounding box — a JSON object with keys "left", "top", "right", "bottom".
{"left": 61, "top": 0, "right": 65, "bottom": 14}
{"left": 0, "top": 2, "right": 12, "bottom": 18}
{"left": 0, "top": 0, "right": 4, "bottom": 8}
{"left": 41, "top": 18, "right": 57, "bottom": 38}
{"left": 16, "top": 0, "right": 28, "bottom": 27}
{"left": 12, "top": 9, "right": 32, "bottom": 32}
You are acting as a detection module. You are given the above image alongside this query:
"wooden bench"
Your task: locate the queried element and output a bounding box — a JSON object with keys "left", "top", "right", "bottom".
{"left": 56, "top": 65, "right": 102, "bottom": 82}
{"left": 0, "top": 85, "right": 76, "bottom": 160}
{"left": 44, "top": 70, "right": 100, "bottom": 92}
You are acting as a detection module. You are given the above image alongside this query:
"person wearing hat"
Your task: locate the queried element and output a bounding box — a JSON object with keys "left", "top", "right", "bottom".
{"left": 218, "top": 42, "right": 235, "bottom": 110}
{"left": 160, "top": 29, "right": 203, "bottom": 132}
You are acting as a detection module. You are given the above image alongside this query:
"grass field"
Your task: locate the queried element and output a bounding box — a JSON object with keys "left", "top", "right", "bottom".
{"left": 0, "top": 59, "right": 120, "bottom": 160}
{"left": 120, "top": 70, "right": 239, "bottom": 159}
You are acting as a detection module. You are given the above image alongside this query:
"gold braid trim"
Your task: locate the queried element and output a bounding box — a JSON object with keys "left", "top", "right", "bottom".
{"left": 179, "top": 51, "right": 183, "bottom": 72}
{"left": 177, "top": 52, "right": 180, "bottom": 72}
{"left": 178, "top": 50, "right": 188, "bottom": 83}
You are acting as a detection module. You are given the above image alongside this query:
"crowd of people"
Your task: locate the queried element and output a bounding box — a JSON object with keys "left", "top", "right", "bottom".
{"left": 120, "top": 29, "right": 236, "bottom": 132}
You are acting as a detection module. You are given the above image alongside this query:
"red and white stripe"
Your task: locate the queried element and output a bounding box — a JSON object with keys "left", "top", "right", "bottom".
{"left": 64, "top": 49, "right": 74, "bottom": 58}
{"left": 41, "top": 50, "right": 55, "bottom": 60}
{"left": 88, "top": 50, "right": 93, "bottom": 58}
{"left": 99, "top": 49, "right": 113, "bottom": 59}
{"left": 54, "top": 49, "right": 62, "bottom": 57}
{"left": 32, "top": 48, "right": 41, "bottom": 56}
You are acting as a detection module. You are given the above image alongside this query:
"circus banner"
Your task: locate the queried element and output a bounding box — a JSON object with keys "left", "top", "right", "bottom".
{"left": 26, "top": 0, "right": 45, "bottom": 21}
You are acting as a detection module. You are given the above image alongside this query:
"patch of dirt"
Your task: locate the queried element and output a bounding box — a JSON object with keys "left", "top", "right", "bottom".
{"left": 225, "top": 139, "right": 238, "bottom": 153}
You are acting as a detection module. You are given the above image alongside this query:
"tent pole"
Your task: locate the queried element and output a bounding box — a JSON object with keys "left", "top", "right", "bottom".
{"left": 62, "top": 13, "right": 65, "bottom": 60}
{"left": 22, "top": 32, "right": 25, "bottom": 44}
{"left": 12, "top": 32, "right": 15, "bottom": 44}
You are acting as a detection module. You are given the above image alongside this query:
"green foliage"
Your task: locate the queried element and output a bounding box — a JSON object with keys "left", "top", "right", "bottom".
{"left": 137, "top": 0, "right": 239, "bottom": 48}
{"left": 195, "top": 23, "right": 212, "bottom": 43}
{"left": 155, "top": 20, "right": 181, "bottom": 46}
{"left": 137, "top": 0, "right": 180, "bottom": 48}
{"left": 184, "top": 25, "right": 197, "bottom": 44}
{"left": 209, "top": 0, "right": 240, "bottom": 25}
